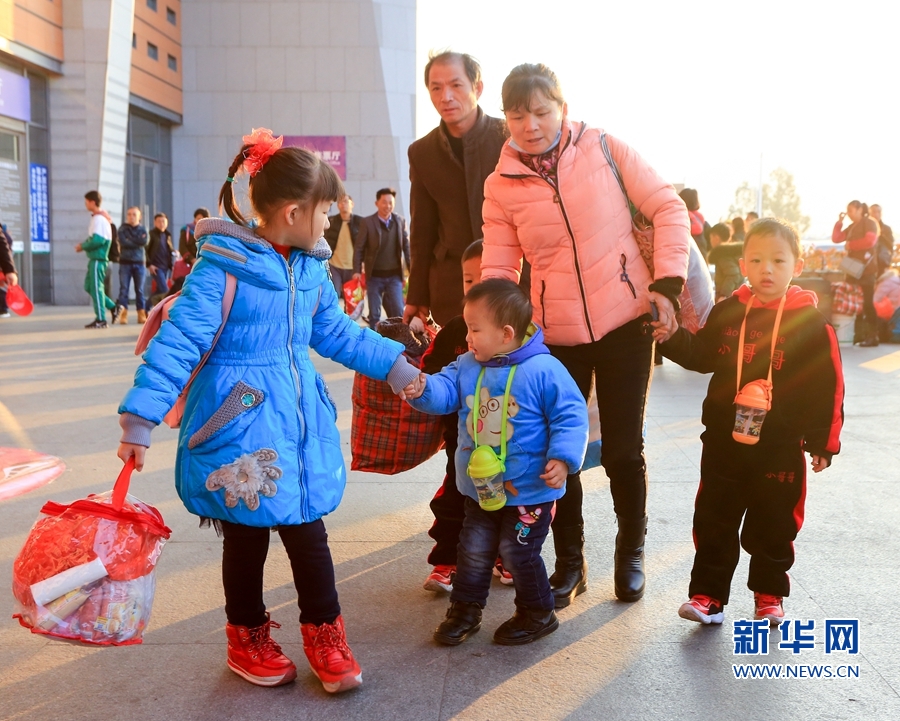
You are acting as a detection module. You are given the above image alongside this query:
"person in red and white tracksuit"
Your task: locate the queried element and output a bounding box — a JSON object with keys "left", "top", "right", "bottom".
{"left": 659, "top": 218, "right": 845, "bottom": 626}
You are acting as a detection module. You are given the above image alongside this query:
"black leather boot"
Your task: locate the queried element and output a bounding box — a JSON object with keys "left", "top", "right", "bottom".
{"left": 614, "top": 515, "right": 647, "bottom": 602}
{"left": 493, "top": 607, "right": 559, "bottom": 645}
{"left": 549, "top": 524, "right": 587, "bottom": 609}
{"left": 433, "top": 601, "right": 482, "bottom": 646}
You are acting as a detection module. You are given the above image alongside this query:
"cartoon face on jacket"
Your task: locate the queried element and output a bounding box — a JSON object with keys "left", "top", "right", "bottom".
{"left": 466, "top": 386, "right": 519, "bottom": 445}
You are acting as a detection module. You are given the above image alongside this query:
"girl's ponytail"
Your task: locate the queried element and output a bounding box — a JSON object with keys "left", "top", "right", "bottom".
{"left": 218, "top": 147, "right": 250, "bottom": 227}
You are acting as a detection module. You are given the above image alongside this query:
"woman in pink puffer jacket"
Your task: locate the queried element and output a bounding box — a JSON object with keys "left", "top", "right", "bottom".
{"left": 482, "top": 63, "right": 690, "bottom": 608}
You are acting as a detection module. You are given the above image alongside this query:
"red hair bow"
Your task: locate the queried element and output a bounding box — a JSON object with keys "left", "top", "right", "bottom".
{"left": 242, "top": 127, "right": 283, "bottom": 177}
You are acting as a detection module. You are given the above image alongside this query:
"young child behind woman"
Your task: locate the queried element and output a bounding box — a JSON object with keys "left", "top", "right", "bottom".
{"left": 659, "top": 218, "right": 844, "bottom": 625}
{"left": 117, "top": 128, "right": 419, "bottom": 693}
{"left": 405, "top": 279, "right": 588, "bottom": 645}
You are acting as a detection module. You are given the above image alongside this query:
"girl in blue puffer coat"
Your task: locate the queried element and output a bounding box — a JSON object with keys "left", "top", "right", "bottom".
{"left": 117, "top": 129, "right": 419, "bottom": 694}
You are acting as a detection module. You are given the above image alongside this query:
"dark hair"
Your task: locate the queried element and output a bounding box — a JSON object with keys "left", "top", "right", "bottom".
{"left": 710, "top": 223, "right": 731, "bottom": 242}
{"left": 84, "top": 190, "right": 102, "bottom": 206}
{"left": 679, "top": 188, "right": 700, "bottom": 212}
{"left": 743, "top": 218, "right": 801, "bottom": 259}
{"left": 846, "top": 200, "right": 878, "bottom": 241}
{"left": 424, "top": 50, "right": 482, "bottom": 88}
{"left": 501, "top": 63, "right": 565, "bottom": 113}
{"left": 731, "top": 217, "right": 745, "bottom": 235}
{"left": 463, "top": 277, "right": 532, "bottom": 340}
{"left": 746, "top": 211, "right": 759, "bottom": 220}
{"left": 154, "top": 212, "right": 167, "bottom": 220}
{"left": 461, "top": 239, "right": 483, "bottom": 264}
{"left": 219, "top": 144, "right": 343, "bottom": 227}
{"left": 376, "top": 187, "right": 396, "bottom": 201}
{"left": 193, "top": 207, "right": 210, "bottom": 219}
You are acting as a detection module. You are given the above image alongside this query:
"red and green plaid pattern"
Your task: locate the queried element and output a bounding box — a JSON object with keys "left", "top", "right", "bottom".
{"left": 831, "top": 282, "right": 864, "bottom": 316}
{"left": 350, "top": 355, "right": 445, "bottom": 475}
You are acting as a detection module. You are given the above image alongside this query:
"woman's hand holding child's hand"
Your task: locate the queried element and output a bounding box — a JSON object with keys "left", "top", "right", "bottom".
{"left": 118, "top": 443, "right": 147, "bottom": 471}
{"left": 810, "top": 455, "right": 830, "bottom": 473}
{"left": 397, "top": 373, "right": 426, "bottom": 401}
{"left": 541, "top": 459, "right": 567, "bottom": 489}
{"left": 647, "top": 292, "right": 677, "bottom": 343}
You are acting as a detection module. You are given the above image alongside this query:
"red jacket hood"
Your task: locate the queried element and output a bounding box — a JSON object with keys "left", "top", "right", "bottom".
{"left": 734, "top": 283, "right": 818, "bottom": 310}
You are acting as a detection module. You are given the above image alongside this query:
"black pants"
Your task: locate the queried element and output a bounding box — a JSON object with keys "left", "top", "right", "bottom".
{"left": 547, "top": 317, "right": 654, "bottom": 527}
{"left": 689, "top": 441, "right": 806, "bottom": 605}
{"left": 221, "top": 519, "right": 340, "bottom": 628}
{"left": 856, "top": 274, "right": 877, "bottom": 338}
{"left": 427, "top": 428, "right": 466, "bottom": 566}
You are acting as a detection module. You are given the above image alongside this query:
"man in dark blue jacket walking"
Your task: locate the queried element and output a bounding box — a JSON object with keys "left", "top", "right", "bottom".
{"left": 116, "top": 206, "right": 148, "bottom": 324}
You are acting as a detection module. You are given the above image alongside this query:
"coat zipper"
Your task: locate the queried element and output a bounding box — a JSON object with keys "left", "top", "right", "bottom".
{"left": 540, "top": 281, "right": 547, "bottom": 328}
{"left": 282, "top": 255, "right": 308, "bottom": 520}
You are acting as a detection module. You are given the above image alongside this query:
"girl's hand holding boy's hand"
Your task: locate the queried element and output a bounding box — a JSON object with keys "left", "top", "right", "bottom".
{"left": 118, "top": 443, "right": 147, "bottom": 471}
{"left": 397, "top": 372, "right": 426, "bottom": 401}
{"left": 810, "top": 455, "right": 830, "bottom": 473}
{"left": 541, "top": 459, "right": 567, "bottom": 489}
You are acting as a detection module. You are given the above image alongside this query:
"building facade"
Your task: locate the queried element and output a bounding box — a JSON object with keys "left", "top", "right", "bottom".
{"left": 0, "top": 0, "right": 415, "bottom": 306}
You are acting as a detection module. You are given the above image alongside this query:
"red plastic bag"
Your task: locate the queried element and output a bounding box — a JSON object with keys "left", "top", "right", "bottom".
{"left": 12, "top": 459, "right": 171, "bottom": 645}
{"left": 350, "top": 354, "right": 444, "bottom": 474}
{"left": 343, "top": 276, "right": 366, "bottom": 320}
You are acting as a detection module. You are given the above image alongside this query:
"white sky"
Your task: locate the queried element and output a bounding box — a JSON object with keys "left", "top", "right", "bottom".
{"left": 416, "top": 0, "right": 900, "bottom": 237}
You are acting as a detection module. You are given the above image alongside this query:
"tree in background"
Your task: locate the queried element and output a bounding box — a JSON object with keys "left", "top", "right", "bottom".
{"left": 728, "top": 168, "right": 811, "bottom": 236}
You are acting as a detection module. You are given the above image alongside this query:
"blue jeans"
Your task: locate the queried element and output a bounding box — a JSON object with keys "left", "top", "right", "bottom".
{"left": 452, "top": 497, "right": 555, "bottom": 611}
{"left": 117, "top": 262, "right": 146, "bottom": 310}
{"left": 365, "top": 274, "right": 404, "bottom": 328}
{"left": 148, "top": 266, "right": 168, "bottom": 307}
{"left": 328, "top": 265, "right": 355, "bottom": 305}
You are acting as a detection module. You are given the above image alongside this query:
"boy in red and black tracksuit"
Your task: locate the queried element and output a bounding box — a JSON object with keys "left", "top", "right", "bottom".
{"left": 660, "top": 218, "right": 844, "bottom": 626}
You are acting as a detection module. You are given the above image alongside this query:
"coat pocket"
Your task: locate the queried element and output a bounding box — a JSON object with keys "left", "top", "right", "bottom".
{"left": 315, "top": 373, "right": 338, "bottom": 423}
{"left": 188, "top": 381, "right": 266, "bottom": 451}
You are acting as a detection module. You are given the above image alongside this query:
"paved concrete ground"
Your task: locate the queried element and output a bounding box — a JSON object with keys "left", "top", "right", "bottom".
{"left": 1, "top": 306, "right": 899, "bottom": 721}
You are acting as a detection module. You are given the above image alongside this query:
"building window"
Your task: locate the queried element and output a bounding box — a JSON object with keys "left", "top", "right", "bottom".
{"left": 147, "top": 0, "right": 157, "bottom": 10}
{"left": 166, "top": 7, "right": 176, "bottom": 24}
{"left": 132, "top": 33, "right": 136, "bottom": 49}
{"left": 167, "top": 54, "right": 177, "bottom": 71}
{"left": 147, "top": 42, "right": 158, "bottom": 60}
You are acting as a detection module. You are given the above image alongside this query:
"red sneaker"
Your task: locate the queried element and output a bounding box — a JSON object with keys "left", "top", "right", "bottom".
{"left": 225, "top": 616, "right": 297, "bottom": 687}
{"left": 423, "top": 564, "right": 455, "bottom": 593}
{"left": 301, "top": 615, "right": 362, "bottom": 693}
{"left": 754, "top": 593, "right": 785, "bottom": 626}
{"left": 493, "top": 560, "right": 514, "bottom": 586}
{"left": 678, "top": 594, "right": 725, "bottom": 625}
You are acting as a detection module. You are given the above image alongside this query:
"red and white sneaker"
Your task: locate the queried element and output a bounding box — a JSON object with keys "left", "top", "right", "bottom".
{"left": 423, "top": 564, "right": 455, "bottom": 593}
{"left": 754, "top": 593, "right": 785, "bottom": 626}
{"left": 678, "top": 594, "right": 725, "bottom": 625}
{"left": 493, "top": 560, "right": 514, "bottom": 586}
{"left": 225, "top": 616, "right": 297, "bottom": 687}
{"left": 301, "top": 615, "right": 363, "bottom": 694}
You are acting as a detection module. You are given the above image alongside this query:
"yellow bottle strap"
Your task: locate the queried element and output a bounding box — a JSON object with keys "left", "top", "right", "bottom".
{"left": 472, "top": 365, "right": 518, "bottom": 465}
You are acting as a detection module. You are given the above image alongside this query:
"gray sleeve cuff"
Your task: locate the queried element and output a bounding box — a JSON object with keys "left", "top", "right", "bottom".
{"left": 119, "top": 412, "right": 156, "bottom": 447}
{"left": 386, "top": 355, "right": 421, "bottom": 393}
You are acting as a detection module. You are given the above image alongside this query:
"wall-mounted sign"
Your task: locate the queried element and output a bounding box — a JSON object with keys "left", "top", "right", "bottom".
{"left": 283, "top": 136, "right": 346, "bottom": 180}
{"left": 0, "top": 68, "right": 30, "bottom": 123}
{"left": 29, "top": 164, "right": 49, "bottom": 253}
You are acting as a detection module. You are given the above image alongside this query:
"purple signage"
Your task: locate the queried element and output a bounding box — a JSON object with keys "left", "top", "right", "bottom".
{"left": 283, "top": 136, "right": 346, "bottom": 180}
{"left": 0, "top": 68, "right": 30, "bottom": 123}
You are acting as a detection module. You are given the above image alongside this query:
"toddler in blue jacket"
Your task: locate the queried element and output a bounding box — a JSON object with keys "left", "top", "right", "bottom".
{"left": 404, "top": 278, "right": 588, "bottom": 645}
{"left": 117, "top": 129, "right": 418, "bottom": 694}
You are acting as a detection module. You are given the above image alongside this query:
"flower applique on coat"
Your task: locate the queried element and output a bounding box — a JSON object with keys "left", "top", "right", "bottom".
{"left": 206, "top": 449, "right": 282, "bottom": 511}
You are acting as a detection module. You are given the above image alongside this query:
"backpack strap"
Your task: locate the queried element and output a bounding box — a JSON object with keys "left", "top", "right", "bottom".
{"left": 179, "top": 272, "right": 237, "bottom": 394}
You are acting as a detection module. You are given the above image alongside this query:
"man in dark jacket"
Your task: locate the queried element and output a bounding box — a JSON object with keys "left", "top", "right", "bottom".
{"left": 353, "top": 188, "right": 410, "bottom": 329}
{"left": 323, "top": 194, "right": 361, "bottom": 307}
{"left": 147, "top": 212, "right": 174, "bottom": 310}
{"left": 116, "top": 206, "right": 148, "bottom": 324}
{"left": 179, "top": 207, "right": 210, "bottom": 265}
{"left": 0, "top": 222, "right": 17, "bottom": 318}
{"left": 404, "top": 51, "right": 510, "bottom": 327}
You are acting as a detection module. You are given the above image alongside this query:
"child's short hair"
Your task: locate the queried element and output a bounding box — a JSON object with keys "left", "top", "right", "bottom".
{"left": 743, "top": 218, "right": 801, "bottom": 259}
{"left": 461, "top": 239, "right": 483, "bottom": 264}
{"left": 710, "top": 223, "right": 731, "bottom": 242}
{"left": 194, "top": 207, "right": 210, "bottom": 219}
{"left": 84, "top": 190, "right": 102, "bottom": 206}
{"left": 463, "top": 277, "right": 532, "bottom": 340}
{"left": 219, "top": 139, "right": 343, "bottom": 227}
{"left": 154, "top": 212, "right": 167, "bottom": 220}
{"left": 731, "top": 217, "right": 745, "bottom": 235}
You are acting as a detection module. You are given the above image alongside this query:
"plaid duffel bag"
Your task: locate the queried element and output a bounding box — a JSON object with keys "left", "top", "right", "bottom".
{"left": 350, "top": 355, "right": 445, "bottom": 475}
{"left": 831, "top": 282, "right": 864, "bottom": 316}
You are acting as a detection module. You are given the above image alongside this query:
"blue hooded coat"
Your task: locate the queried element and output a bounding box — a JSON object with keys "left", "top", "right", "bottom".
{"left": 408, "top": 325, "right": 588, "bottom": 506}
{"left": 119, "top": 219, "right": 413, "bottom": 527}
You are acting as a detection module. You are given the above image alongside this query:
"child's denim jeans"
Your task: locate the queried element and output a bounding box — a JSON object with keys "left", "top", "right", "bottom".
{"left": 451, "top": 497, "right": 555, "bottom": 611}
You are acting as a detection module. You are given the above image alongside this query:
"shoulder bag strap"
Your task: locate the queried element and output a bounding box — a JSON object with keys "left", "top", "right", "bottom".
{"left": 179, "top": 272, "right": 238, "bottom": 397}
